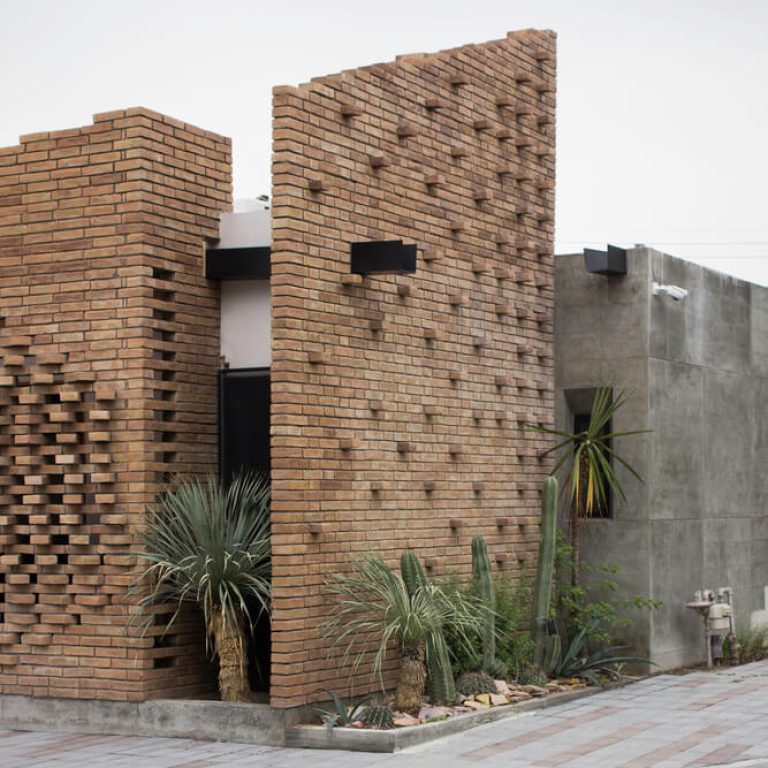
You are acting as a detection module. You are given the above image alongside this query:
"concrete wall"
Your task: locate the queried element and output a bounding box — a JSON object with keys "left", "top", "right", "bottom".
{"left": 556, "top": 247, "right": 768, "bottom": 669}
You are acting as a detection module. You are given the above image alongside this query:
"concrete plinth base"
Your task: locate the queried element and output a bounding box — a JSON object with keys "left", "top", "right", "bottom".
{"left": 0, "top": 695, "right": 285, "bottom": 746}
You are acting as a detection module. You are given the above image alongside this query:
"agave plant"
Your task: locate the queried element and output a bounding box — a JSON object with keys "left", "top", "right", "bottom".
{"left": 531, "top": 387, "right": 648, "bottom": 586}
{"left": 133, "top": 473, "right": 271, "bottom": 702}
{"left": 312, "top": 691, "right": 372, "bottom": 733}
{"left": 324, "top": 554, "right": 483, "bottom": 711}
{"left": 552, "top": 618, "right": 652, "bottom": 683}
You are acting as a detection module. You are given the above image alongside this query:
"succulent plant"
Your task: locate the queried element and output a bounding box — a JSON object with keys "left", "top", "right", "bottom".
{"left": 359, "top": 703, "right": 395, "bottom": 729}
{"left": 532, "top": 476, "right": 558, "bottom": 670}
{"left": 400, "top": 549, "right": 428, "bottom": 596}
{"left": 471, "top": 536, "right": 496, "bottom": 673}
{"left": 456, "top": 670, "right": 497, "bottom": 697}
{"left": 400, "top": 549, "right": 458, "bottom": 705}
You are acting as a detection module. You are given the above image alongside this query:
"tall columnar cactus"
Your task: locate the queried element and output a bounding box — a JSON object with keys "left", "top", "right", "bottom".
{"left": 400, "top": 549, "right": 428, "bottom": 596}
{"left": 425, "top": 632, "right": 457, "bottom": 704}
{"left": 532, "top": 476, "right": 558, "bottom": 669}
{"left": 399, "top": 550, "right": 456, "bottom": 704}
{"left": 471, "top": 536, "right": 496, "bottom": 672}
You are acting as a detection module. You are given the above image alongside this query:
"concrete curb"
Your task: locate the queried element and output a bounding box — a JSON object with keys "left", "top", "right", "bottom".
{"left": 285, "top": 684, "right": 608, "bottom": 753}
{"left": 0, "top": 695, "right": 284, "bottom": 746}
{"left": 0, "top": 679, "right": 634, "bottom": 752}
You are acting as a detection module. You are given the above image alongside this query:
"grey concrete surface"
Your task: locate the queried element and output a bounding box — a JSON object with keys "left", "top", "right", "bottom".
{"left": 555, "top": 248, "right": 768, "bottom": 669}
{"left": 0, "top": 695, "right": 283, "bottom": 746}
{"left": 3, "top": 661, "right": 768, "bottom": 767}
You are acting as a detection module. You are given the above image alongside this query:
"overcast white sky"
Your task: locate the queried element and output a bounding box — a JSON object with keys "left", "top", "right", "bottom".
{"left": 2, "top": 0, "right": 767, "bottom": 284}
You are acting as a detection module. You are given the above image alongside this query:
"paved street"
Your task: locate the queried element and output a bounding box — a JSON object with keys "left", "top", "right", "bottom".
{"left": 3, "top": 661, "right": 768, "bottom": 768}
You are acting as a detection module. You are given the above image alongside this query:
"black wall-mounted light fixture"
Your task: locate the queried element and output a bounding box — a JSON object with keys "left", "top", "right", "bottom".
{"left": 350, "top": 240, "right": 417, "bottom": 276}
{"left": 206, "top": 246, "right": 271, "bottom": 280}
{"left": 583, "top": 244, "right": 628, "bottom": 276}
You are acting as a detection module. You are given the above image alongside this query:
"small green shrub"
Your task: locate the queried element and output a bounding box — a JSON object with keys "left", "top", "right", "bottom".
{"left": 730, "top": 623, "right": 768, "bottom": 664}
{"left": 442, "top": 573, "right": 533, "bottom": 680}
{"left": 495, "top": 576, "right": 535, "bottom": 680}
{"left": 486, "top": 658, "right": 509, "bottom": 680}
{"left": 554, "top": 536, "right": 662, "bottom": 651}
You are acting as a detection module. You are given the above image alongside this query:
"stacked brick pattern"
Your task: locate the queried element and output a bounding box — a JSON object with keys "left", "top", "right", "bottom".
{"left": 0, "top": 109, "right": 230, "bottom": 700}
{"left": 270, "top": 31, "right": 557, "bottom": 707}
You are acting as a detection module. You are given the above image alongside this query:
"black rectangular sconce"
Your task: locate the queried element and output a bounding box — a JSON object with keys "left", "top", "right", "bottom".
{"left": 583, "top": 244, "right": 627, "bottom": 276}
{"left": 206, "top": 246, "right": 271, "bottom": 280}
{"left": 350, "top": 240, "right": 417, "bottom": 276}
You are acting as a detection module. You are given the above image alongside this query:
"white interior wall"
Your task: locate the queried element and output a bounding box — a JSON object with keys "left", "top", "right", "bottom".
{"left": 220, "top": 280, "right": 271, "bottom": 368}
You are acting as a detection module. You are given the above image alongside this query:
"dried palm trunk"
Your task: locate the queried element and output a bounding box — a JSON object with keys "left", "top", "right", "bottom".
{"left": 394, "top": 642, "right": 426, "bottom": 712}
{"left": 210, "top": 610, "right": 249, "bottom": 701}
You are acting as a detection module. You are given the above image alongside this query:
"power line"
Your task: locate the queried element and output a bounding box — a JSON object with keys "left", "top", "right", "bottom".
{"left": 557, "top": 241, "right": 768, "bottom": 246}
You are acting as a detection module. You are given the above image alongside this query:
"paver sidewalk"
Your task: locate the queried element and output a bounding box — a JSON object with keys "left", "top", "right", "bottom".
{"left": 3, "top": 660, "right": 768, "bottom": 767}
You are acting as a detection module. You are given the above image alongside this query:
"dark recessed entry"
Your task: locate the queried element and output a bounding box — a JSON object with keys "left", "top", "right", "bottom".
{"left": 206, "top": 246, "right": 271, "bottom": 280}
{"left": 219, "top": 367, "right": 271, "bottom": 692}
{"left": 350, "top": 240, "right": 417, "bottom": 275}
{"left": 584, "top": 245, "right": 627, "bottom": 277}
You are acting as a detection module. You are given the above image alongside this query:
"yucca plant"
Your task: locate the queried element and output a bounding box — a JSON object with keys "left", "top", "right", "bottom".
{"left": 531, "top": 387, "right": 648, "bottom": 586}
{"left": 133, "top": 474, "right": 271, "bottom": 702}
{"left": 324, "top": 554, "right": 484, "bottom": 711}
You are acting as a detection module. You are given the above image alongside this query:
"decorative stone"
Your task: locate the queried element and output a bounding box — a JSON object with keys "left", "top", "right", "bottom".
{"left": 490, "top": 693, "right": 509, "bottom": 707}
{"left": 419, "top": 705, "right": 453, "bottom": 721}
{"left": 521, "top": 684, "right": 548, "bottom": 696}
{"left": 393, "top": 713, "right": 420, "bottom": 727}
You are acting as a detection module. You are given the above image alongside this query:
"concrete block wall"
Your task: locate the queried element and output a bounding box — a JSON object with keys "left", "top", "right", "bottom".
{"left": 555, "top": 248, "right": 768, "bottom": 669}
{"left": 0, "top": 109, "right": 231, "bottom": 700}
{"left": 270, "top": 31, "right": 557, "bottom": 708}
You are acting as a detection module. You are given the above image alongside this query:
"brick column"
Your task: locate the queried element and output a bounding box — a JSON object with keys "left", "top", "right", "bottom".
{"left": 0, "top": 108, "right": 231, "bottom": 701}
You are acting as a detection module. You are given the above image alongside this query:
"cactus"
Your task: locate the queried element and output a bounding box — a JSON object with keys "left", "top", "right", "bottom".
{"left": 471, "top": 536, "right": 496, "bottom": 673}
{"left": 400, "top": 549, "right": 428, "bottom": 596}
{"left": 456, "top": 670, "right": 497, "bottom": 697}
{"left": 359, "top": 703, "right": 395, "bottom": 729}
{"left": 425, "top": 632, "right": 457, "bottom": 704}
{"left": 399, "top": 550, "right": 456, "bottom": 704}
{"left": 532, "top": 476, "right": 558, "bottom": 670}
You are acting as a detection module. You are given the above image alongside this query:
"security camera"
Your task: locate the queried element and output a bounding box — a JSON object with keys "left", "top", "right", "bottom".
{"left": 652, "top": 282, "right": 688, "bottom": 301}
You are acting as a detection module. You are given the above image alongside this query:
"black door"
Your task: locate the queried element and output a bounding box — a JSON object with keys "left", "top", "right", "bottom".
{"left": 219, "top": 368, "right": 271, "bottom": 692}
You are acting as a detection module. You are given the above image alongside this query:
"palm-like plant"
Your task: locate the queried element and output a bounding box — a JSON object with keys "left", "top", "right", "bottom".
{"left": 531, "top": 388, "right": 648, "bottom": 586}
{"left": 324, "top": 554, "right": 483, "bottom": 711}
{"left": 133, "top": 474, "right": 271, "bottom": 701}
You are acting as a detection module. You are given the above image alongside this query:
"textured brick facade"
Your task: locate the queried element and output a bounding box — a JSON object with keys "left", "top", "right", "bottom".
{"left": 270, "top": 31, "right": 557, "bottom": 708}
{"left": 0, "top": 109, "right": 231, "bottom": 700}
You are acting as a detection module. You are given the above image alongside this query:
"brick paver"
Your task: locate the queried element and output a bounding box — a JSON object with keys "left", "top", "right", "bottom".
{"left": 3, "top": 660, "right": 768, "bottom": 767}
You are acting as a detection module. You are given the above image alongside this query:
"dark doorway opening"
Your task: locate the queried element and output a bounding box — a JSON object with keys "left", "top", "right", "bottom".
{"left": 573, "top": 411, "right": 612, "bottom": 519}
{"left": 219, "top": 367, "right": 271, "bottom": 693}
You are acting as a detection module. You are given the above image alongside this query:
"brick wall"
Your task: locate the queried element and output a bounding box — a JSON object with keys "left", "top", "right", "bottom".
{"left": 0, "top": 109, "right": 231, "bottom": 701}
{"left": 270, "top": 31, "right": 557, "bottom": 708}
